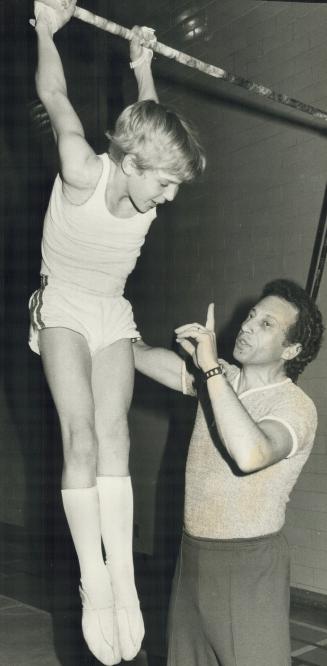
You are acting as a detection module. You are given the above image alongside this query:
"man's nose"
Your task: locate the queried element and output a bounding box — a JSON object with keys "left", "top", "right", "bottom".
{"left": 242, "top": 318, "right": 255, "bottom": 333}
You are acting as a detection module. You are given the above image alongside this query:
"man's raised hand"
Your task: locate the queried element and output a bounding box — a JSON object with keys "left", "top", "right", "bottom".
{"left": 175, "top": 303, "right": 219, "bottom": 372}
{"left": 205, "top": 302, "right": 215, "bottom": 332}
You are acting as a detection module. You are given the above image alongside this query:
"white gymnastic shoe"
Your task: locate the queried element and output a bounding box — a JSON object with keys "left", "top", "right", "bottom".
{"left": 115, "top": 601, "right": 145, "bottom": 662}
{"left": 79, "top": 584, "right": 121, "bottom": 665}
{"left": 105, "top": 561, "right": 145, "bottom": 661}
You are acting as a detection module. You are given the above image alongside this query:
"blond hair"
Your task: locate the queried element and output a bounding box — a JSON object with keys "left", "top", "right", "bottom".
{"left": 106, "top": 100, "right": 206, "bottom": 182}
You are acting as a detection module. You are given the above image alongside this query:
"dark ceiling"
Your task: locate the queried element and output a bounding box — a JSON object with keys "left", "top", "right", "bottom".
{"left": 74, "top": 0, "right": 213, "bottom": 48}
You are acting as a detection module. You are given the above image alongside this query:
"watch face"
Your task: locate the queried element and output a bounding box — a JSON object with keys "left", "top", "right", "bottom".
{"left": 205, "top": 365, "right": 224, "bottom": 379}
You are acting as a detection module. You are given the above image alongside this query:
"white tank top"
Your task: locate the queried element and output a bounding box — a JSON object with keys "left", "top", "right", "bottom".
{"left": 40, "top": 154, "right": 157, "bottom": 296}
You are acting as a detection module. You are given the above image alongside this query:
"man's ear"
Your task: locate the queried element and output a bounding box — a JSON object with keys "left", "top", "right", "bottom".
{"left": 121, "top": 154, "right": 137, "bottom": 176}
{"left": 282, "top": 342, "right": 302, "bottom": 361}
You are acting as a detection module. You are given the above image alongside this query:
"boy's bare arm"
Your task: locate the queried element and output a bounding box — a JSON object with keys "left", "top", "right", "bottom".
{"left": 130, "top": 26, "right": 159, "bottom": 103}
{"left": 34, "top": 2, "right": 101, "bottom": 191}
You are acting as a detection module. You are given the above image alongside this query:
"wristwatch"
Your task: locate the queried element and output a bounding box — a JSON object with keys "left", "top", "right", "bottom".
{"left": 203, "top": 364, "right": 226, "bottom": 381}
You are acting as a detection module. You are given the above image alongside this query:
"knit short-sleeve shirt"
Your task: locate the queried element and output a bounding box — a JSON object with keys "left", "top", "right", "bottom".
{"left": 182, "top": 362, "right": 317, "bottom": 539}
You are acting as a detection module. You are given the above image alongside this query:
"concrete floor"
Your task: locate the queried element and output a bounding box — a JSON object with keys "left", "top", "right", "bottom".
{"left": 0, "top": 593, "right": 326, "bottom": 666}
{"left": 0, "top": 527, "right": 326, "bottom": 666}
{"left": 290, "top": 606, "right": 327, "bottom": 666}
{"left": 0, "top": 595, "right": 60, "bottom": 666}
{"left": 0, "top": 593, "right": 159, "bottom": 666}
{"left": 0, "top": 527, "right": 168, "bottom": 665}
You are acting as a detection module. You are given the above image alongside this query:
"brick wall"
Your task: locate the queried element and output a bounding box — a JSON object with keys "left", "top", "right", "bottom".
{"left": 130, "top": 1, "right": 327, "bottom": 595}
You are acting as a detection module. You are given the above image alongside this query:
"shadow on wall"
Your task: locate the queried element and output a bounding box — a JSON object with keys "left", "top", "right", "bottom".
{"left": 156, "top": 58, "right": 327, "bottom": 140}
{"left": 128, "top": 371, "right": 195, "bottom": 659}
{"left": 1, "top": 0, "right": 59, "bottom": 609}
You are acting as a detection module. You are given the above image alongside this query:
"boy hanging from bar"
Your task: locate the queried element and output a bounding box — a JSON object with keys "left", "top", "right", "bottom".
{"left": 28, "top": 0, "right": 205, "bottom": 664}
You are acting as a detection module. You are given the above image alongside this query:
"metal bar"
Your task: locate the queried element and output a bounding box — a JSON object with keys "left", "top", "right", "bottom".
{"left": 306, "top": 185, "right": 327, "bottom": 301}
{"left": 73, "top": 5, "right": 327, "bottom": 123}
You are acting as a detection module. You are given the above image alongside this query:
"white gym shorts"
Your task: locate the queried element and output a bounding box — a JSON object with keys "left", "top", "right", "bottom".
{"left": 28, "top": 276, "right": 140, "bottom": 356}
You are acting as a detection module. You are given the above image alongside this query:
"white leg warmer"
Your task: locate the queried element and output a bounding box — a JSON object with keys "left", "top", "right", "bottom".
{"left": 97, "top": 476, "right": 145, "bottom": 661}
{"left": 61, "top": 487, "right": 120, "bottom": 665}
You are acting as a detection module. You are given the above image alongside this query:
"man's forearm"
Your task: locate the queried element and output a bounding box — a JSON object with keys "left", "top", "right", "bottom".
{"left": 134, "top": 62, "right": 159, "bottom": 103}
{"left": 35, "top": 23, "right": 67, "bottom": 101}
{"left": 206, "top": 374, "right": 271, "bottom": 472}
{"left": 133, "top": 342, "right": 183, "bottom": 391}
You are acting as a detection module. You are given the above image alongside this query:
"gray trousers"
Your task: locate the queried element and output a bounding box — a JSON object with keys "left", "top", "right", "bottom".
{"left": 167, "top": 530, "right": 291, "bottom": 666}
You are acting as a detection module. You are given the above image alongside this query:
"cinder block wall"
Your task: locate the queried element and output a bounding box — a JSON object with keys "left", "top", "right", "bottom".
{"left": 131, "top": 1, "right": 327, "bottom": 596}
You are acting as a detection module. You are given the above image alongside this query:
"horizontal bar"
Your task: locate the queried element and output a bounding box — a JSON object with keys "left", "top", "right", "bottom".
{"left": 73, "top": 5, "right": 327, "bottom": 123}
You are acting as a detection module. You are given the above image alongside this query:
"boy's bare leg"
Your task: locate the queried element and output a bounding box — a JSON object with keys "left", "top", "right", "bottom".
{"left": 40, "top": 328, "right": 120, "bottom": 664}
{"left": 92, "top": 340, "right": 145, "bottom": 660}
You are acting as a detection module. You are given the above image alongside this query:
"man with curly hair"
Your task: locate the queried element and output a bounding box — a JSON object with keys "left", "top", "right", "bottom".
{"left": 133, "top": 279, "right": 323, "bottom": 666}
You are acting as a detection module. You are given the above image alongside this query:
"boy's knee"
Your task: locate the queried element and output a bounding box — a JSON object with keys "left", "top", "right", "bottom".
{"left": 61, "top": 418, "right": 97, "bottom": 463}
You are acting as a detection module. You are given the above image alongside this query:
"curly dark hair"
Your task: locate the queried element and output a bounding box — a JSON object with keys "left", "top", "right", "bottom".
{"left": 261, "top": 279, "right": 324, "bottom": 382}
